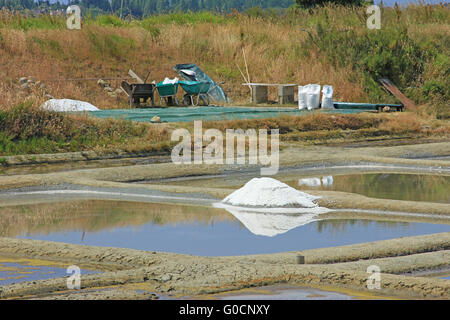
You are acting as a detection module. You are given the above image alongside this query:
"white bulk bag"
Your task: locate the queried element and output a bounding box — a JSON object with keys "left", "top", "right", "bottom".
{"left": 41, "top": 99, "right": 100, "bottom": 112}
{"left": 306, "top": 84, "right": 321, "bottom": 110}
{"left": 321, "top": 85, "right": 334, "bottom": 109}
{"left": 298, "top": 86, "right": 307, "bottom": 110}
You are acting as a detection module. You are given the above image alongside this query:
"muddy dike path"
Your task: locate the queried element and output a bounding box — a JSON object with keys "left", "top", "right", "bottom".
{"left": 0, "top": 142, "right": 449, "bottom": 299}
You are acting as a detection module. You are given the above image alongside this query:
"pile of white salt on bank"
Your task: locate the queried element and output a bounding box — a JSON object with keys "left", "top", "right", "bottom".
{"left": 214, "top": 178, "right": 330, "bottom": 237}
{"left": 221, "top": 177, "right": 322, "bottom": 209}
{"left": 41, "top": 99, "right": 100, "bottom": 112}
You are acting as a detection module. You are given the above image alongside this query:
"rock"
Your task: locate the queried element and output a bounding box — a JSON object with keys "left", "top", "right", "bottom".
{"left": 382, "top": 106, "right": 391, "bottom": 112}
{"left": 97, "top": 79, "right": 106, "bottom": 86}
{"left": 27, "top": 79, "right": 35, "bottom": 85}
{"left": 44, "top": 94, "right": 54, "bottom": 99}
{"left": 114, "top": 88, "right": 123, "bottom": 95}
{"left": 160, "top": 274, "right": 172, "bottom": 282}
{"left": 104, "top": 86, "right": 113, "bottom": 92}
{"left": 151, "top": 116, "right": 161, "bottom": 123}
{"left": 39, "top": 83, "right": 47, "bottom": 90}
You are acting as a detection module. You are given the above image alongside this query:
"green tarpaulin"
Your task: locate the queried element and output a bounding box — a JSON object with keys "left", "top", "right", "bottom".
{"left": 88, "top": 106, "right": 372, "bottom": 123}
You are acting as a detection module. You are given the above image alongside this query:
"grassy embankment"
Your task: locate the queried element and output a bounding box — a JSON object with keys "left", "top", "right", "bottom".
{"left": 0, "top": 4, "right": 448, "bottom": 157}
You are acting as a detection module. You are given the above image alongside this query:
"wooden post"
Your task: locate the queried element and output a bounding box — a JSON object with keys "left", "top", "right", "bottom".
{"left": 296, "top": 255, "right": 305, "bottom": 264}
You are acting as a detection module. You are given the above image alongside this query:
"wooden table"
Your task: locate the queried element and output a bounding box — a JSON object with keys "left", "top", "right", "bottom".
{"left": 243, "top": 83, "right": 297, "bottom": 104}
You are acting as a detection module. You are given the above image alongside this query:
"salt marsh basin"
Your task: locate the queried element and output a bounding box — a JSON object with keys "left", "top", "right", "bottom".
{"left": 0, "top": 142, "right": 449, "bottom": 300}
{"left": 0, "top": 200, "right": 447, "bottom": 256}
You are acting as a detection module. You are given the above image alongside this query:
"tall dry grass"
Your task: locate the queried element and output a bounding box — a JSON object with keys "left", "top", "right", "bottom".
{"left": 0, "top": 4, "right": 447, "bottom": 112}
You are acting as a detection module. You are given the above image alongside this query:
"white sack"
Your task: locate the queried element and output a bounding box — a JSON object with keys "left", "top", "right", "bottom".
{"left": 321, "top": 85, "right": 334, "bottom": 109}
{"left": 306, "top": 84, "right": 321, "bottom": 110}
{"left": 41, "top": 99, "right": 100, "bottom": 112}
{"left": 298, "top": 85, "right": 308, "bottom": 110}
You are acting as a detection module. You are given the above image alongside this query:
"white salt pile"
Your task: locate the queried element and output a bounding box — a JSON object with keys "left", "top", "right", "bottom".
{"left": 214, "top": 178, "right": 331, "bottom": 236}
{"left": 41, "top": 99, "right": 100, "bottom": 112}
{"left": 221, "top": 177, "right": 320, "bottom": 208}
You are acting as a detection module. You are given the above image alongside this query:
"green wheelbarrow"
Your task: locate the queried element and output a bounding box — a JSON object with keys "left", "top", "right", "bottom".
{"left": 156, "top": 81, "right": 180, "bottom": 106}
{"left": 179, "top": 80, "right": 211, "bottom": 106}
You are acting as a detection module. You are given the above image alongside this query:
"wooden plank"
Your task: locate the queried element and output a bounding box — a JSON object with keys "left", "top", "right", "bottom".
{"left": 379, "top": 78, "right": 416, "bottom": 110}
{"left": 128, "top": 69, "right": 144, "bottom": 84}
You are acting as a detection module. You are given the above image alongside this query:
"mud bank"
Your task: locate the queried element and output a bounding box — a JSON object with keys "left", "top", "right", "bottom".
{"left": 1, "top": 183, "right": 449, "bottom": 220}
{"left": 0, "top": 142, "right": 449, "bottom": 190}
{"left": 0, "top": 234, "right": 449, "bottom": 299}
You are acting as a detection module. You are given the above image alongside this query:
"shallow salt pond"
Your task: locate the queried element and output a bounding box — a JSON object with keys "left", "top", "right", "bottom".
{"left": 1, "top": 200, "right": 448, "bottom": 257}
{"left": 0, "top": 258, "right": 101, "bottom": 286}
{"left": 155, "top": 173, "right": 450, "bottom": 204}
{"left": 214, "top": 285, "right": 354, "bottom": 300}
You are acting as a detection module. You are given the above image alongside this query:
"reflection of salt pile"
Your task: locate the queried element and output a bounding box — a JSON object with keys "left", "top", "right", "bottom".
{"left": 222, "top": 177, "right": 320, "bottom": 208}
{"left": 223, "top": 209, "right": 320, "bottom": 237}
{"left": 41, "top": 99, "right": 100, "bottom": 112}
{"left": 214, "top": 178, "right": 330, "bottom": 237}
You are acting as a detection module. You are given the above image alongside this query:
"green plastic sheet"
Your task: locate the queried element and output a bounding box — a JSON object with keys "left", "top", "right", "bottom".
{"left": 88, "top": 106, "right": 372, "bottom": 123}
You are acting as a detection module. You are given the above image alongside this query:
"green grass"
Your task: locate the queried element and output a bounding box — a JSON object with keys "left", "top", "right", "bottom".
{"left": 0, "top": 103, "right": 172, "bottom": 156}
{"left": 0, "top": 14, "right": 65, "bottom": 30}
{"left": 140, "top": 11, "right": 231, "bottom": 25}
{"left": 86, "top": 29, "right": 136, "bottom": 60}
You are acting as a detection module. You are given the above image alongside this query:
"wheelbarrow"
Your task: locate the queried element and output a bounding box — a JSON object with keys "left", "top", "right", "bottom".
{"left": 179, "top": 80, "right": 211, "bottom": 106}
{"left": 156, "top": 81, "right": 179, "bottom": 106}
{"left": 121, "top": 81, "right": 155, "bottom": 108}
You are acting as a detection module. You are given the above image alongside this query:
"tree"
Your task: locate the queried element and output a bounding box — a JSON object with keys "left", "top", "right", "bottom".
{"left": 295, "top": 0, "right": 369, "bottom": 8}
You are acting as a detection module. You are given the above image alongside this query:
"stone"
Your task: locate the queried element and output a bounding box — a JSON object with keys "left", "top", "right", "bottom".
{"left": 151, "top": 116, "right": 161, "bottom": 123}
{"left": 44, "top": 94, "right": 54, "bottom": 99}
{"left": 160, "top": 274, "right": 172, "bottom": 282}
{"left": 97, "top": 79, "right": 106, "bottom": 86}
{"left": 104, "top": 86, "right": 113, "bottom": 92}
{"left": 114, "top": 88, "right": 123, "bottom": 95}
